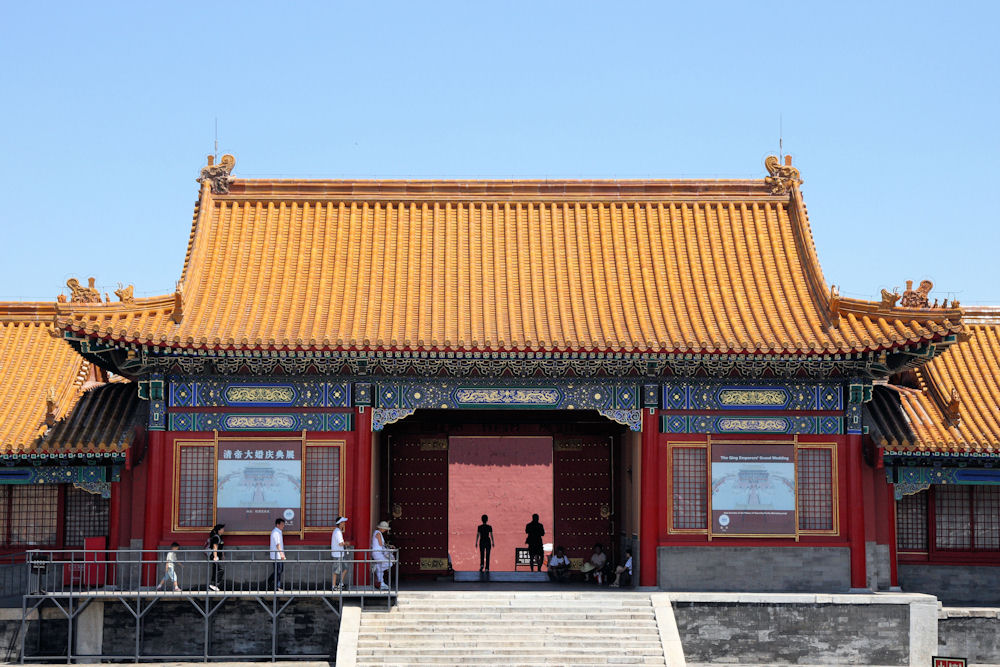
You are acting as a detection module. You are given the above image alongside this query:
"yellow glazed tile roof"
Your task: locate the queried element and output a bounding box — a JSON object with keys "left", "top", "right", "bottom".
{"left": 0, "top": 303, "right": 138, "bottom": 455}
{"left": 56, "top": 169, "right": 962, "bottom": 355}
{"left": 0, "top": 303, "right": 88, "bottom": 452}
{"left": 873, "top": 308, "right": 1000, "bottom": 454}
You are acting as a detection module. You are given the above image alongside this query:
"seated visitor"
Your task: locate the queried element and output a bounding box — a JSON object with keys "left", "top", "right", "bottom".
{"left": 547, "top": 546, "right": 571, "bottom": 582}
{"left": 580, "top": 542, "right": 608, "bottom": 585}
{"left": 610, "top": 548, "right": 633, "bottom": 588}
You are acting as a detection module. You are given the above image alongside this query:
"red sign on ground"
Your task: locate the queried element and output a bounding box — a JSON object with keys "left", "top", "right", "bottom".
{"left": 933, "top": 657, "right": 967, "bottom": 667}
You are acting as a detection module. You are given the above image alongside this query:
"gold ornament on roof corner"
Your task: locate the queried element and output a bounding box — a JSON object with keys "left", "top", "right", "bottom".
{"left": 879, "top": 288, "right": 901, "bottom": 309}
{"left": 114, "top": 283, "right": 135, "bottom": 304}
{"left": 66, "top": 277, "right": 102, "bottom": 304}
{"left": 945, "top": 388, "right": 961, "bottom": 425}
{"left": 764, "top": 155, "right": 802, "bottom": 195}
{"left": 197, "top": 154, "right": 236, "bottom": 194}
{"left": 900, "top": 280, "right": 932, "bottom": 308}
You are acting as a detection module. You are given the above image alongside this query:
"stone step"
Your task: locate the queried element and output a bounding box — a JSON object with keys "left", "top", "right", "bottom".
{"left": 397, "top": 592, "right": 648, "bottom": 599}
{"left": 363, "top": 612, "right": 655, "bottom": 623}
{"left": 357, "top": 638, "right": 665, "bottom": 649}
{"left": 357, "top": 653, "right": 666, "bottom": 667}
{"left": 358, "top": 632, "right": 661, "bottom": 641}
{"left": 396, "top": 599, "right": 653, "bottom": 609}
{"left": 357, "top": 657, "right": 664, "bottom": 667}
{"left": 356, "top": 653, "right": 667, "bottom": 664}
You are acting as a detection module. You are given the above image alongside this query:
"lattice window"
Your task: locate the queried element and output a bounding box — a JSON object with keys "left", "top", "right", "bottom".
{"left": 798, "top": 448, "right": 834, "bottom": 531}
{"left": 304, "top": 445, "right": 341, "bottom": 528}
{"left": 973, "top": 486, "right": 1000, "bottom": 551}
{"left": 935, "top": 485, "right": 971, "bottom": 550}
{"left": 9, "top": 486, "right": 58, "bottom": 546}
{"left": 178, "top": 445, "right": 214, "bottom": 528}
{"left": 896, "top": 490, "right": 928, "bottom": 551}
{"left": 672, "top": 447, "right": 707, "bottom": 530}
{"left": 0, "top": 487, "right": 8, "bottom": 546}
{"left": 63, "top": 486, "right": 110, "bottom": 547}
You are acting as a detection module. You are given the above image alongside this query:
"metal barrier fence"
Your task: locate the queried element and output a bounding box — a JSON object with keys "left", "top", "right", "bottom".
{"left": 17, "top": 547, "right": 398, "bottom": 662}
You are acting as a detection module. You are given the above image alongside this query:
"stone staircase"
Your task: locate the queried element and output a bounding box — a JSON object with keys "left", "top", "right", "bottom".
{"left": 355, "top": 591, "right": 669, "bottom": 666}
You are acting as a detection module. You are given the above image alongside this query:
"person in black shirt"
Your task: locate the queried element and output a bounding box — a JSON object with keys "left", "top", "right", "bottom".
{"left": 524, "top": 513, "right": 545, "bottom": 572}
{"left": 207, "top": 523, "right": 225, "bottom": 591}
{"left": 476, "top": 515, "right": 494, "bottom": 572}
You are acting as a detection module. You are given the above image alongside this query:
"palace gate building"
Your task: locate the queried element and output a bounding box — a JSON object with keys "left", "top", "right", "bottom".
{"left": 1, "top": 154, "right": 995, "bottom": 597}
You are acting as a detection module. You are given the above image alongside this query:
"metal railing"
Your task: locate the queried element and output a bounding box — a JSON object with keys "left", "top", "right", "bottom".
{"left": 16, "top": 547, "right": 398, "bottom": 663}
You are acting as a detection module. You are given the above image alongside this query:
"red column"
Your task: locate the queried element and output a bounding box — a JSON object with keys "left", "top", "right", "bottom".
{"left": 109, "top": 481, "right": 121, "bottom": 551}
{"left": 639, "top": 409, "right": 660, "bottom": 587}
{"left": 142, "top": 430, "right": 166, "bottom": 584}
{"left": 353, "top": 408, "right": 373, "bottom": 551}
{"left": 887, "top": 481, "right": 899, "bottom": 588}
{"left": 847, "top": 432, "right": 868, "bottom": 589}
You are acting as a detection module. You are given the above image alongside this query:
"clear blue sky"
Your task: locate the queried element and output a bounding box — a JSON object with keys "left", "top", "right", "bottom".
{"left": 1, "top": 2, "right": 997, "bottom": 304}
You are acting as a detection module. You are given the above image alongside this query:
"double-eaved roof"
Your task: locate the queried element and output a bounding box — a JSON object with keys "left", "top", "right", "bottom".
{"left": 869, "top": 308, "right": 1000, "bottom": 456}
{"left": 0, "top": 303, "right": 139, "bottom": 456}
{"left": 55, "top": 157, "right": 962, "bottom": 356}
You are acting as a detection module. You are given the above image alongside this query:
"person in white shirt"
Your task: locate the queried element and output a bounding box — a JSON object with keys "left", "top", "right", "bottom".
{"left": 547, "top": 546, "right": 571, "bottom": 582}
{"left": 371, "top": 520, "right": 393, "bottom": 590}
{"left": 155, "top": 542, "right": 181, "bottom": 592}
{"left": 268, "top": 518, "right": 286, "bottom": 592}
{"left": 331, "top": 516, "right": 349, "bottom": 590}
{"left": 611, "top": 548, "right": 633, "bottom": 588}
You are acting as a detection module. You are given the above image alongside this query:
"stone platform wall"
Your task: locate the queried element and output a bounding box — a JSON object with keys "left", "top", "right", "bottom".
{"left": 669, "top": 592, "right": 938, "bottom": 667}
{"left": 658, "top": 546, "right": 851, "bottom": 592}
{"left": 900, "top": 563, "right": 1000, "bottom": 605}
{"left": 938, "top": 607, "right": 1000, "bottom": 664}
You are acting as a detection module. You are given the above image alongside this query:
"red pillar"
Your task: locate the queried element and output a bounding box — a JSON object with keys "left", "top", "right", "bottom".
{"left": 887, "top": 481, "right": 899, "bottom": 588}
{"left": 639, "top": 409, "right": 660, "bottom": 587}
{"left": 353, "top": 408, "right": 373, "bottom": 551}
{"left": 847, "top": 432, "right": 868, "bottom": 589}
{"left": 142, "top": 430, "right": 166, "bottom": 584}
{"left": 109, "top": 481, "right": 121, "bottom": 551}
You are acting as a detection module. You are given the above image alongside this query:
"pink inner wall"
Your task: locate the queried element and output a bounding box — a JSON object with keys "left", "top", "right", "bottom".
{"left": 448, "top": 436, "right": 553, "bottom": 571}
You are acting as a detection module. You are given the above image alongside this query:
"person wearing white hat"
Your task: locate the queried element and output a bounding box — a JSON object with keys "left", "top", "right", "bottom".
{"left": 371, "top": 520, "right": 393, "bottom": 590}
{"left": 331, "top": 516, "right": 349, "bottom": 590}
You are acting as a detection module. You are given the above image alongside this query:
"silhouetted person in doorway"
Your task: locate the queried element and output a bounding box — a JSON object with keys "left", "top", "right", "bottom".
{"left": 525, "top": 513, "right": 545, "bottom": 572}
{"left": 476, "top": 514, "right": 494, "bottom": 572}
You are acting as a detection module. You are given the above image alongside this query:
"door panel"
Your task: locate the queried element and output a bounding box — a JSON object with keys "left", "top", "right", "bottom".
{"left": 388, "top": 437, "right": 449, "bottom": 575}
{"left": 553, "top": 436, "right": 614, "bottom": 565}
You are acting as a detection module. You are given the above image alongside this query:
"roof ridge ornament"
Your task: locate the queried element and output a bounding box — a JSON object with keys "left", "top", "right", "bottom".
{"left": 171, "top": 280, "right": 184, "bottom": 324}
{"left": 879, "top": 288, "right": 901, "bottom": 310}
{"left": 114, "top": 283, "right": 135, "bottom": 304}
{"left": 900, "top": 279, "right": 932, "bottom": 308}
{"left": 62, "top": 277, "right": 102, "bottom": 304}
{"left": 197, "top": 154, "right": 236, "bottom": 194}
{"left": 764, "top": 155, "right": 802, "bottom": 195}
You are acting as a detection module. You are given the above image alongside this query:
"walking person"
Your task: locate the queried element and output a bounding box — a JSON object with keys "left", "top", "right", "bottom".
{"left": 207, "top": 524, "right": 225, "bottom": 591}
{"left": 476, "top": 515, "right": 494, "bottom": 573}
{"left": 371, "top": 520, "right": 393, "bottom": 590}
{"left": 524, "top": 513, "right": 545, "bottom": 572}
{"left": 331, "top": 516, "right": 349, "bottom": 590}
{"left": 156, "top": 542, "right": 181, "bottom": 592}
{"left": 268, "top": 518, "right": 287, "bottom": 592}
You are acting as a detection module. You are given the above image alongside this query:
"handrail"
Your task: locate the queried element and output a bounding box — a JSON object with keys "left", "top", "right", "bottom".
{"left": 15, "top": 547, "right": 399, "bottom": 598}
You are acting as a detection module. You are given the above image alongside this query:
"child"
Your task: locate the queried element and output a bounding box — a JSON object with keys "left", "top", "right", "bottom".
{"left": 156, "top": 542, "right": 181, "bottom": 592}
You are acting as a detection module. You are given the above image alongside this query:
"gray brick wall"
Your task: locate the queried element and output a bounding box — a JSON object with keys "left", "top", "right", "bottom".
{"left": 939, "top": 613, "right": 1000, "bottom": 663}
{"left": 900, "top": 564, "right": 1000, "bottom": 605}
{"left": 658, "top": 546, "right": 850, "bottom": 592}
{"left": 102, "top": 599, "right": 340, "bottom": 659}
{"left": 673, "top": 601, "right": 909, "bottom": 665}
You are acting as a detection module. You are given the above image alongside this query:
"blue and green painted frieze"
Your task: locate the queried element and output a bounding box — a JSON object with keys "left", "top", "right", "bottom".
{"left": 661, "top": 381, "right": 843, "bottom": 411}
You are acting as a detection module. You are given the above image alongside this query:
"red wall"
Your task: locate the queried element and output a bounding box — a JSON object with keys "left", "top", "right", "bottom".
{"left": 448, "top": 436, "right": 553, "bottom": 571}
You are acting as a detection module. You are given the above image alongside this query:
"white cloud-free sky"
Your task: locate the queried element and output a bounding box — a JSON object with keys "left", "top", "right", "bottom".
{"left": 1, "top": 2, "right": 997, "bottom": 304}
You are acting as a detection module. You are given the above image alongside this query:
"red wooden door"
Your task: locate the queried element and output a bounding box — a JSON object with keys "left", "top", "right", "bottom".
{"left": 553, "top": 436, "right": 614, "bottom": 566}
{"left": 388, "top": 436, "right": 449, "bottom": 575}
